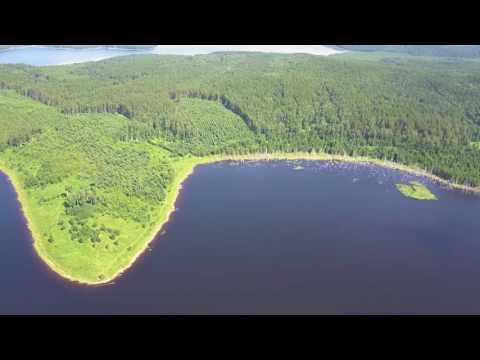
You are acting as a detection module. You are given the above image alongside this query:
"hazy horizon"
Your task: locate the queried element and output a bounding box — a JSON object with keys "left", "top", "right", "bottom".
{"left": 150, "top": 45, "right": 346, "bottom": 56}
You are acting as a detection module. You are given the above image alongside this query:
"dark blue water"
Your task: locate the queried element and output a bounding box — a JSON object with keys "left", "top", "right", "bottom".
{"left": 1, "top": 160, "right": 480, "bottom": 314}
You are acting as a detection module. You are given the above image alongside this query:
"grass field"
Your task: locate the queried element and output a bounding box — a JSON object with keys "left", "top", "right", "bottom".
{"left": 396, "top": 181, "right": 438, "bottom": 201}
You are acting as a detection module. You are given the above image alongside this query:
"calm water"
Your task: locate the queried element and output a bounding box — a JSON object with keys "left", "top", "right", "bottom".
{"left": 1, "top": 161, "right": 480, "bottom": 314}
{"left": 0, "top": 46, "right": 155, "bottom": 66}
{"left": 0, "top": 45, "right": 344, "bottom": 66}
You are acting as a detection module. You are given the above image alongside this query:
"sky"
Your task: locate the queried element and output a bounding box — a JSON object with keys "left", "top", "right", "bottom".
{"left": 151, "top": 45, "right": 346, "bottom": 56}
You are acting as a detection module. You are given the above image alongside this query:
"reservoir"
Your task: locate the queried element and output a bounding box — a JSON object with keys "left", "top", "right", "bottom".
{"left": 0, "top": 46, "right": 155, "bottom": 66}
{"left": 0, "top": 45, "right": 344, "bottom": 66}
{"left": 1, "top": 160, "right": 480, "bottom": 314}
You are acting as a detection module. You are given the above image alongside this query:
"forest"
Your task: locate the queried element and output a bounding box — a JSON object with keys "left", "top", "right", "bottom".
{"left": 1, "top": 51, "right": 480, "bottom": 283}
{"left": 1, "top": 52, "right": 479, "bottom": 185}
{"left": 337, "top": 45, "right": 480, "bottom": 58}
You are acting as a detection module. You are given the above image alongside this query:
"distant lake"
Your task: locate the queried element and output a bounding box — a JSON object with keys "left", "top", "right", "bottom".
{"left": 0, "top": 46, "right": 155, "bottom": 66}
{"left": 1, "top": 161, "right": 480, "bottom": 314}
{"left": 0, "top": 45, "right": 344, "bottom": 66}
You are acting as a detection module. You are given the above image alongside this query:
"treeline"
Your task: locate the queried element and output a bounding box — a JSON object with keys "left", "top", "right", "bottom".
{"left": 337, "top": 45, "right": 480, "bottom": 58}
{"left": 170, "top": 90, "right": 258, "bottom": 133}
{"left": 1, "top": 52, "right": 480, "bottom": 185}
{"left": 1, "top": 78, "right": 136, "bottom": 119}
{"left": 21, "top": 88, "right": 135, "bottom": 119}
{"left": 0, "top": 90, "right": 64, "bottom": 152}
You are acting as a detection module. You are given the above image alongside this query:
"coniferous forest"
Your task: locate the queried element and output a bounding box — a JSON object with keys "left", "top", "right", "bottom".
{"left": 1, "top": 50, "right": 480, "bottom": 283}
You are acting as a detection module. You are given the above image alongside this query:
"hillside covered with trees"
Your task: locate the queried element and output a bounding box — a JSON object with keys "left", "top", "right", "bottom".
{"left": 1, "top": 52, "right": 480, "bottom": 185}
{"left": 337, "top": 45, "right": 480, "bottom": 58}
{"left": 1, "top": 51, "right": 480, "bottom": 283}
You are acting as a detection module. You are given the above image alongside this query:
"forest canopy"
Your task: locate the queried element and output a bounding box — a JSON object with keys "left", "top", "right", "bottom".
{"left": 1, "top": 51, "right": 480, "bottom": 283}
{"left": 1, "top": 52, "right": 479, "bottom": 185}
{"left": 337, "top": 45, "right": 480, "bottom": 58}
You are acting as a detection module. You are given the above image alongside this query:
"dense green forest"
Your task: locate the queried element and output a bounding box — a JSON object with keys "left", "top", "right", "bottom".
{"left": 1, "top": 51, "right": 480, "bottom": 282}
{"left": 0, "top": 90, "right": 180, "bottom": 281}
{"left": 1, "top": 52, "right": 480, "bottom": 185}
{"left": 0, "top": 90, "right": 64, "bottom": 150}
{"left": 337, "top": 45, "right": 480, "bottom": 58}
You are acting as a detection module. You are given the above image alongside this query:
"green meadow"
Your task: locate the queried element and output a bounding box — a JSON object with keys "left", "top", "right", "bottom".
{"left": 396, "top": 181, "right": 438, "bottom": 201}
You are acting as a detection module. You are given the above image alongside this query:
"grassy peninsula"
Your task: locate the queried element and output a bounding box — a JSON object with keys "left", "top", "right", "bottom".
{"left": 1, "top": 50, "right": 480, "bottom": 283}
{"left": 0, "top": 146, "right": 470, "bottom": 284}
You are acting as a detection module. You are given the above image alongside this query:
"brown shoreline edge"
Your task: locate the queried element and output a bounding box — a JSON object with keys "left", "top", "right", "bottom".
{"left": 1, "top": 152, "right": 479, "bottom": 286}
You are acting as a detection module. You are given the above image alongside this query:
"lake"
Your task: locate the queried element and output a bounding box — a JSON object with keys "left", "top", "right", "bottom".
{"left": 0, "top": 45, "right": 344, "bottom": 66}
{"left": 1, "top": 160, "right": 480, "bottom": 314}
{"left": 0, "top": 46, "right": 155, "bottom": 66}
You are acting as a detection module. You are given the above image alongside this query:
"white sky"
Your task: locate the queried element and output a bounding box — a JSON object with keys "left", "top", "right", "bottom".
{"left": 151, "top": 45, "right": 345, "bottom": 56}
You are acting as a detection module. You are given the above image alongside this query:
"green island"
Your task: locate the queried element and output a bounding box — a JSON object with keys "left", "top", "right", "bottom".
{"left": 1, "top": 50, "right": 480, "bottom": 284}
{"left": 395, "top": 181, "right": 438, "bottom": 200}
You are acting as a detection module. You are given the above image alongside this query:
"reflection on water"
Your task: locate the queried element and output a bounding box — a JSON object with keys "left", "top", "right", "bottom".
{"left": 0, "top": 46, "right": 153, "bottom": 66}
{"left": 0, "top": 45, "right": 344, "bottom": 66}
{"left": 1, "top": 161, "right": 480, "bottom": 314}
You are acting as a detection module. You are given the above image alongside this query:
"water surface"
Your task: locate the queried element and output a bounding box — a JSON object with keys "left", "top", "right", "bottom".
{"left": 0, "top": 46, "right": 154, "bottom": 66}
{"left": 0, "top": 45, "right": 344, "bottom": 66}
{"left": 1, "top": 161, "right": 480, "bottom": 314}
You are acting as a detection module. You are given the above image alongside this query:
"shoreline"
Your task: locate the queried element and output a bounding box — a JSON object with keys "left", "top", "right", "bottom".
{"left": 0, "top": 162, "right": 88, "bottom": 284}
{"left": 1, "top": 152, "right": 479, "bottom": 286}
{"left": 0, "top": 45, "right": 156, "bottom": 52}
